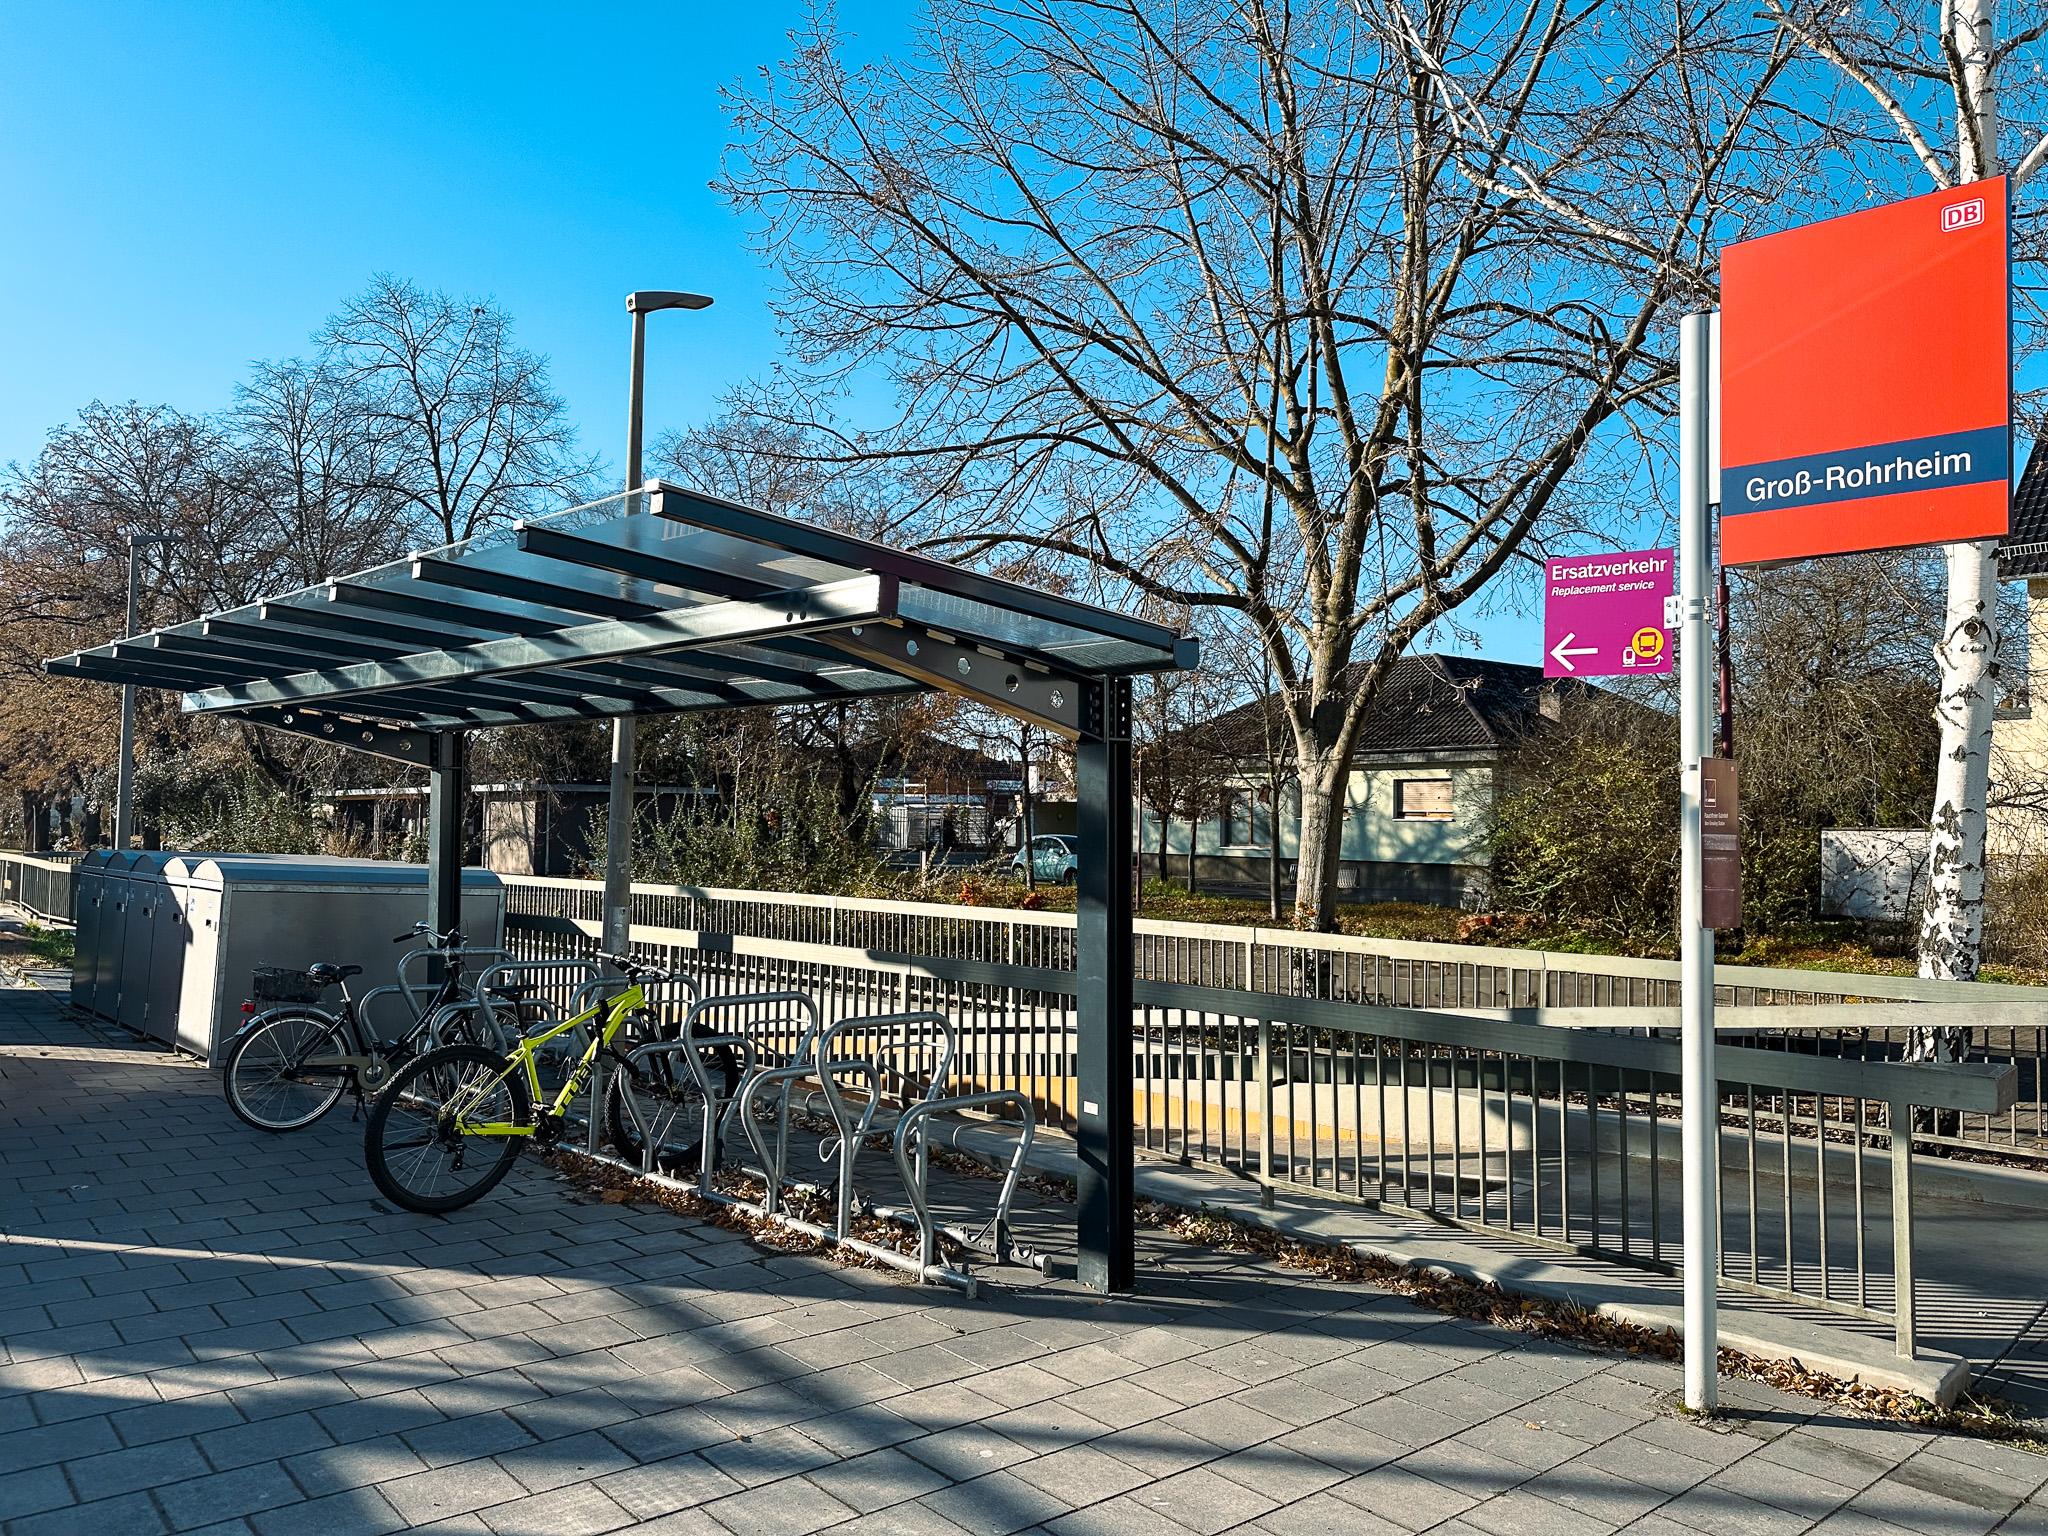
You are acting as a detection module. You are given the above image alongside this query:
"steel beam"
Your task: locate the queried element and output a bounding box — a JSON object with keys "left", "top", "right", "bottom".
{"left": 426, "top": 730, "right": 467, "bottom": 939}
{"left": 265, "top": 600, "right": 755, "bottom": 703}
{"left": 411, "top": 554, "right": 659, "bottom": 621}
{"left": 181, "top": 628, "right": 659, "bottom": 715}
{"left": 516, "top": 522, "right": 778, "bottom": 603}
{"left": 326, "top": 580, "right": 582, "bottom": 636}
{"left": 1073, "top": 675, "right": 1134, "bottom": 1293}
{"left": 231, "top": 707, "right": 434, "bottom": 765}
{"left": 827, "top": 622, "right": 1090, "bottom": 738}
{"left": 183, "top": 575, "right": 898, "bottom": 714}
{"left": 651, "top": 481, "right": 1198, "bottom": 666}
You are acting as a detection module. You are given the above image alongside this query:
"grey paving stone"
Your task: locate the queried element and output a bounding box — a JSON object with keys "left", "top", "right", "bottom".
{"left": 1704, "top": 1452, "right": 1859, "bottom": 1520}
{"left": 1161, "top": 1398, "right": 1290, "bottom": 1455}
{"left": 696, "top": 1424, "right": 837, "bottom": 1489}
{"left": 1888, "top": 1450, "right": 2031, "bottom": 1514}
{"left": 1014, "top": 1441, "right": 1155, "bottom": 1505}
{"left": 1124, "top": 1463, "right": 1280, "bottom": 1535}
{"left": 0, "top": 1461, "right": 74, "bottom": 1523}
{"left": 378, "top": 1455, "right": 531, "bottom": 1526}
{"left": 805, "top": 1445, "right": 953, "bottom": 1513}
{"left": 282, "top": 1432, "right": 430, "bottom": 1497}
{"left": 479, "top": 1481, "right": 636, "bottom": 1536}
{"left": 489, "top": 1427, "right": 635, "bottom": 1495}
{"left": 1243, "top": 1489, "right": 1409, "bottom": 1534}
{"left": 64, "top": 1434, "right": 211, "bottom": 1502}
{"left": 918, "top": 1468, "right": 1078, "bottom": 1536}
{"left": 796, "top": 1404, "right": 927, "bottom": 1461}
{"left": 155, "top": 1462, "right": 303, "bottom": 1531}
{"left": 1393, "top": 1438, "right": 1534, "bottom": 1502}
{"left": 248, "top": 1487, "right": 408, "bottom": 1536}
{"left": 594, "top": 1450, "right": 743, "bottom": 1519}
{"left": 7, "top": 1490, "right": 168, "bottom": 1536}
{"left": 1048, "top": 1496, "right": 1206, "bottom": 1536}
{"left": 1840, "top": 1470, "right": 2011, "bottom": 1536}
{"left": 0, "top": 1415, "right": 122, "bottom": 1475}
{"left": 196, "top": 1411, "right": 335, "bottom": 1471}
{"left": 904, "top": 1420, "right": 1040, "bottom": 1481}
{"left": 1653, "top": 1482, "right": 1816, "bottom": 1536}
{"left": 1329, "top": 1463, "right": 1482, "bottom": 1533}
{"left": 702, "top": 1474, "right": 859, "bottom": 1536}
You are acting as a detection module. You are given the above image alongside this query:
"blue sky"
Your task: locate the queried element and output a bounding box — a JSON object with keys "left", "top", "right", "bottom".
{"left": 0, "top": 2, "right": 910, "bottom": 484}
{"left": 3, "top": 4, "right": 2005, "bottom": 671}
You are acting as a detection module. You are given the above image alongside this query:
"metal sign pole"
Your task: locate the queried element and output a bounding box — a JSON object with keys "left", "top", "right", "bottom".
{"left": 1678, "top": 311, "right": 1719, "bottom": 1413}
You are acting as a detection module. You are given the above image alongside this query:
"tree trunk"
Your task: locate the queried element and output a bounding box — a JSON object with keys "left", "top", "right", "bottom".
{"left": 1910, "top": 0, "right": 1997, "bottom": 1139}
{"left": 1291, "top": 751, "right": 1349, "bottom": 930}
{"left": 1918, "top": 540, "right": 1999, "bottom": 986}
{"left": 1185, "top": 799, "right": 1197, "bottom": 891}
{"left": 1266, "top": 785, "right": 1282, "bottom": 922}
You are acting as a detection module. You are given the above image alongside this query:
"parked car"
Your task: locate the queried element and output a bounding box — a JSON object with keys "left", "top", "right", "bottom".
{"left": 1010, "top": 833, "right": 1079, "bottom": 884}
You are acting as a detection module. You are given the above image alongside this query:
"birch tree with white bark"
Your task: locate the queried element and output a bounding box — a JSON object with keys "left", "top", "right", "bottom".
{"left": 719, "top": 0, "right": 1800, "bottom": 929}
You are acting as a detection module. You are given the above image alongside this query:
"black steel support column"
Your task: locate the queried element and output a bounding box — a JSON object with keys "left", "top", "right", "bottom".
{"left": 1073, "top": 676, "right": 1134, "bottom": 1293}
{"left": 425, "top": 729, "right": 467, "bottom": 938}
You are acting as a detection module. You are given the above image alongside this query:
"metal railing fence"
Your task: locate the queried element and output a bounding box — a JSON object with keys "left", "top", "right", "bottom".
{"left": 500, "top": 874, "right": 2048, "bottom": 1157}
{"left": 502, "top": 907, "right": 2014, "bottom": 1358}
{"left": 0, "top": 852, "right": 78, "bottom": 926}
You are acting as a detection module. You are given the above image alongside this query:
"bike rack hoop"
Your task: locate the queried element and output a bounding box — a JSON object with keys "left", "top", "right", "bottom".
{"left": 816, "top": 1010, "right": 960, "bottom": 1116}
{"left": 892, "top": 1089, "right": 1045, "bottom": 1275}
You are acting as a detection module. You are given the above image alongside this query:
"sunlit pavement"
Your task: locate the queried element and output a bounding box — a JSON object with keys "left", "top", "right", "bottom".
{"left": 2, "top": 977, "right": 2044, "bottom": 1536}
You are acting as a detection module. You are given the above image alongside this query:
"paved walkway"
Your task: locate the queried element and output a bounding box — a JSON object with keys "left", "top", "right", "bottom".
{"left": 3, "top": 977, "right": 2046, "bottom": 1536}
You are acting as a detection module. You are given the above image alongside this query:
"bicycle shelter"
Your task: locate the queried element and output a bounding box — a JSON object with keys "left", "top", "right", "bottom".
{"left": 46, "top": 481, "right": 1199, "bottom": 1292}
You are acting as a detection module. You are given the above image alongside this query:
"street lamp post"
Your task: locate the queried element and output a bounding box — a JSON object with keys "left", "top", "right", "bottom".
{"left": 602, "top": 290, "right": 714, "bottom": 959}
{"left": 113, "top": 534, "right": 172, "bottom": 850}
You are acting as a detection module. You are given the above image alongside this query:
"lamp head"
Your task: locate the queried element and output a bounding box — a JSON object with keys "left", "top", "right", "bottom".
{"left": 627, "top": 290, "right": 714, "bottom": 314}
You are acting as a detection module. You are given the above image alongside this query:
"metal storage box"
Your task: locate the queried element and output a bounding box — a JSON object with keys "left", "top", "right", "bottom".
{"left": 118, "top": 851, "right": 184, "bottom": 1042}
{"left": 167, "top": 856, "right": 504, "bottom": 1062}
{"left": 89, "top": 851, "right": 157, "bottom": 1027}
{"left": 70, "top": 851, "right": 111, "bottom": 1016}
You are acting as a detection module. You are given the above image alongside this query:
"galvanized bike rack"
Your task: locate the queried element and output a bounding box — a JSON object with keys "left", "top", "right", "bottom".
{"left": 729, "top": 1009, "right": 1048, "bottom": 1292}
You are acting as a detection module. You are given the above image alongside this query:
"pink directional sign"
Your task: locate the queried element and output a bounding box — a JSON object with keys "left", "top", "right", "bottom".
{"left": 1543, "top": 549, "right": 1674, "bottom": 678}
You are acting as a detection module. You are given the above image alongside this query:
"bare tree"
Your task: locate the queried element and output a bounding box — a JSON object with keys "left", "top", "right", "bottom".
{"left": 233, "top": 356, "right": 415, "bottom": 587}
{"left": 1758, "top": 0, "right": 2048, "bottom": 984}
{"left": 320, "top": 275, "right": 599, "bottom": 545}
{"left": 718, "top": 0, "right": 1796, "bottom": 928}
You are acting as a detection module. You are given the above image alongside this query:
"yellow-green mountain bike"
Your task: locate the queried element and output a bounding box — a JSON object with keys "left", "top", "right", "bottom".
{"left": 363, "top": 951, "right": 699, "bottom": 1213}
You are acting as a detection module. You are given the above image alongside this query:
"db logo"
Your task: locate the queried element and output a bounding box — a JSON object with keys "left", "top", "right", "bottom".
{"left": 1942, "top": 197, "right": 1986, "bottom": 232}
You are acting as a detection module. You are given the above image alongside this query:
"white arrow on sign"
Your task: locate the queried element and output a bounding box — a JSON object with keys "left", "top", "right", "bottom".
{"left": 1549, "top": 632, "right": 1597, "bottom": 672}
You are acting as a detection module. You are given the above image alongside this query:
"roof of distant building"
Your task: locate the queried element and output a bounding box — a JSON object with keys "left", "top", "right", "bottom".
{"left": 1198, "top": 653, "right": 1599, "bottom": 759}
{"left": 1999, "top": 446, "right": 2048, "bottom": 578}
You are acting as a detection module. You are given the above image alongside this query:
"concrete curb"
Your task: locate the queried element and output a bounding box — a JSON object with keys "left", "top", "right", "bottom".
{"left": 928, "top": 1120, "right": 1974, "bottom": 1409}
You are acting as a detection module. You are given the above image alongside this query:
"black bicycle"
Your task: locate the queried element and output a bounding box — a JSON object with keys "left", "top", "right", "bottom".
{"left": 219, "top": 925, "right": 519, "bottom": 1133}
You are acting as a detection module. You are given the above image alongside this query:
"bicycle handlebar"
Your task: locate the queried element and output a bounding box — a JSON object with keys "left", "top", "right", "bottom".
{"left": 592, "top": 949, "right": 676, "bottom": 982}
{"left": 392, "top": 923, "right": 466, "bottom": 948}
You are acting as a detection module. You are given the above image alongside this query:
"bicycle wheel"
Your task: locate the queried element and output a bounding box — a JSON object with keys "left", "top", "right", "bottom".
{"left": 364, "top": 1044, "right": 530, "bottom": 1213}
{"left": 222, "top": 1008, "right": 352, "bottom": 1132}
{"left": 606, "top": 1031, "right": 739, "bottom": 1174}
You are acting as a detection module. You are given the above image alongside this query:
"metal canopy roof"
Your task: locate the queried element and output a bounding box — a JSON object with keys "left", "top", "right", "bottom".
{"left": 46, "top": 482, "right": 1197, "bottom": 764}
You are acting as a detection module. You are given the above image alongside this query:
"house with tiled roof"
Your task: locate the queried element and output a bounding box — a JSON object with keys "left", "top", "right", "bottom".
{"left": 1993, "top": 447, "right": 2048, "bottom": 858}
{"left": 1140, "top": 653, "right": 1597, "bottom": 907}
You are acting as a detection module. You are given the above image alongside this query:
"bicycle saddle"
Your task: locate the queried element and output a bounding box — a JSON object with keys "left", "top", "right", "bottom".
{"left": 305, "top": 963, "right": 363, "bottom": 987}
{"left": 487, "top": 983, "right": 533, "bottom": 1002}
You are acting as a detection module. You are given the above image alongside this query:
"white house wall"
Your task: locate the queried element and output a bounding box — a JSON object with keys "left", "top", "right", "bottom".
{"left": 1141, "top": 761, "right": 1496, "bottom": 869}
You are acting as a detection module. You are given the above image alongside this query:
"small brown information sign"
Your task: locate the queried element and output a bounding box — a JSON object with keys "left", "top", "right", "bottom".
{"left": 1702, "top": 757, "right": 1741, "bottom": 931}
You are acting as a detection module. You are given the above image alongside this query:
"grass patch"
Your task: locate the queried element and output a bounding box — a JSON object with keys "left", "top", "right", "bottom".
{"left": 21, "top": 922, "right": 74, "bottom": 967}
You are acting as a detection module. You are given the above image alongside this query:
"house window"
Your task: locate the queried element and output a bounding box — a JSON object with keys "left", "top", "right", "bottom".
{"left": 1394, "top": 777, "right": 1453, "bottom": 821}
{"left": 1224, "top": 790, "right": 1261, "bottom": 847}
